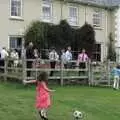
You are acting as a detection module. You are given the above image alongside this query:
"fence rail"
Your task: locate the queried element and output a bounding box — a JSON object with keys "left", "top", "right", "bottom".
{"left": 0, "top": 58, "right": 116, "bottom": 86}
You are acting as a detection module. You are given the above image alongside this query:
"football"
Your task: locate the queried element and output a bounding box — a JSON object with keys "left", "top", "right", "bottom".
{"left": 73, "top": 110, "right": 83, "bottom": 119}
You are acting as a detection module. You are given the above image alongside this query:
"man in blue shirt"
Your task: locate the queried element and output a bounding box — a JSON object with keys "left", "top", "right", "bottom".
{"left": 111, "top": 65, "right": 120, "bottom": 90}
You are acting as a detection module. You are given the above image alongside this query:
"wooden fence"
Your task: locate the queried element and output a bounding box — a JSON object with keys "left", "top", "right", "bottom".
{"left": 0, "top": 58, "right": 116, "bottom": 86}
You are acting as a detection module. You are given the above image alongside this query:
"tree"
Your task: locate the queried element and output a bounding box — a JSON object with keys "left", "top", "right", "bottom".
{"left": 107, "top": 33, "right": 116, "bottom": 61}
{"left": 24, "top": 20, "right": 95, "bottom": 59}
{"left": 24, "top": 21, "right": 50, "bottom": 49}
{"left": 75, "top": 23, "right": 96, "bottom": 57}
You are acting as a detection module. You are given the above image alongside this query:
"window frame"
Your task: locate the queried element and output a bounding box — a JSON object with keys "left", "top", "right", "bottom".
{"left": 93, "top": 10, "right": 102, "bottom": 28}
{"left": 68, "top": 6, "right": 78, "bottom": 26}
{"left": 9, "top": 35, "right": 22, "bottom": 50}
{"left": 10, "top": 0, "right": 23, "bottom": 19}
{"left": 92, "top": 43, "right": 101, "bottom": 61}
{"left": 42, "top": 0, "right": 53, "bottom": 22}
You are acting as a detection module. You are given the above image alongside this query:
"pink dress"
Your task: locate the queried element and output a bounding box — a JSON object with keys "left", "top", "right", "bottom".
{"left": 36, "top": 81, "right": 51, "bottom": 109}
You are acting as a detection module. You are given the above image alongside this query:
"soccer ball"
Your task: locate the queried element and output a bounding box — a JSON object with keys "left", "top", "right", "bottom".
{"left": 73, "top": 110, "right": 83, "bottom": 119}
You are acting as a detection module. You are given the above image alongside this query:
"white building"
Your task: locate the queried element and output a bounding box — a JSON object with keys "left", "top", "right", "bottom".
{"left": 0, "top": 0, "right": 120, "bottom": 61}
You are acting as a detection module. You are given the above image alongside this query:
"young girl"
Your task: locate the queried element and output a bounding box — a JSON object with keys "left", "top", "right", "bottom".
{"left": 23, "top": 71, "right": 55, "bottom": 120}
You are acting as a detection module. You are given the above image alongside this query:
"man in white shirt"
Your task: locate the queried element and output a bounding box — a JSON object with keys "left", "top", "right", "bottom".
{"left": 0, "top": 47, "right": 8, "bottom": 72}
{"left": 65, "top": 46, "right": 72, "bottom": 68}
{"left": 1, "top": 47, "right": 8, "bottom": 59}
{"left": 49, "top": 47, "right": 59, "bottom": 76}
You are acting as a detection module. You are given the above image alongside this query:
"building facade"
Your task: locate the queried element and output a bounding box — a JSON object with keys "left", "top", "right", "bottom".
{"left": 0, "top": 0, "right": 119, "bottom": 61}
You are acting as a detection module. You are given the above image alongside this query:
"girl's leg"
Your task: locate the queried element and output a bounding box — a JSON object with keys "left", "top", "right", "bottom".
{"left": 113, "top": 77, "right": 116, "bottom": 89}
{"left": 37, "top": 109, "right": 44, "bottom": 119}
{"left": 116, "top": 78, "right": 119, "bottom": 90}
{"left": 41, "top": 108, "right": 48, "bottom": 120}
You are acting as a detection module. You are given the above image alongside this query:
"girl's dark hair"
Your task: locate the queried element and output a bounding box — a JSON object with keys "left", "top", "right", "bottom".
{"left": 37, "top": 71, "right": 48, "bottom": 82}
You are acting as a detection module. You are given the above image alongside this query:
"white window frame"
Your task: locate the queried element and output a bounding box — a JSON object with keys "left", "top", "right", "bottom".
{"left": 10, "top": 0, "right": 23, "bottom": 19}
{"left": 93, "top": 10, "right": 102, "bottom": 28}
{"left": 42, "top": 0, "right": 53, "bottom": 22}
{"left": 9, "top": 36, "right": 22, "bottom": 50}
{"left": 68, "top": 6, "right": 78, "bottom": 26}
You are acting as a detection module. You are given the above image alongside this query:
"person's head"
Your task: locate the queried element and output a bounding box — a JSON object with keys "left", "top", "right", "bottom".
{"left": 82, "top": 49, "right": 86, "bottom": 53}
{"left": 67, "top": 46, "right": 71, "bottom": 51}
{"left": 51, "top": 47, "right": 55, "bottom": 52}
{"left": 29, "top": 42, "right": 33, "bottom": 48}
{"left": 14, "top": 49, "right": 18, "bottom": 53}
{"left": 2, "top": 47, "right": 6, "bottom": 50}
{"left": 61, "top": 49, "right": 65, "bottom": 53}
{"left": 37, "top": 71, "right": 48, "bottom": 82}
{"left": 116, "top": 64, "right": 120, "bottom": 69}
{"left": 34, "top": 48, "right": 38, "bottom": 53}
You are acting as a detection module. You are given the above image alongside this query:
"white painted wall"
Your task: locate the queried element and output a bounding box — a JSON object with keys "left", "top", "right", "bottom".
{"left": 114, "top": 7, "right": 120, "bottom": 62}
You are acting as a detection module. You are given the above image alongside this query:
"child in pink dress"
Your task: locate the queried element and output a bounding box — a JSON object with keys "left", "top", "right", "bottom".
{"left": 23, "top": 71, "right": 55, "bottom": 120}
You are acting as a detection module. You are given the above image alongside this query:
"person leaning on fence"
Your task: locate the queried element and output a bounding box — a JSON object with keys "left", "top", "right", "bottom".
{"left": 26, "top": 42, "right": 35, "bottom": 77}
{"left": 111, "top": 65, "right": 120, "bottom": 90}
{"left": 61, "top": 49, "right": 67, "bottom": 69}
{"left": 33, "top": 48, "right": 40, "bottom": 68}
{"left": 0, "top": 47, "right": 8, "bottom": 72}
{"left": 10, "top": 49, "right": 19, "bottom": 67}
{"left": 65, "top": 46, "right": 72, "bottom": 68}
{"left": 49, "top": 47, "right": 59, "bottom": 76}
{"left": 77, "top": 49, "right": 89, "bottom": 75}
{"left": 23, "top": 71, "right": 55, "bottom": 120}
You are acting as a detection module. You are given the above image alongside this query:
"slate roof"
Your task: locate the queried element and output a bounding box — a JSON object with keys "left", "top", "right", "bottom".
{"left": 73, "top": 0, "right": 120, "bottom": 8}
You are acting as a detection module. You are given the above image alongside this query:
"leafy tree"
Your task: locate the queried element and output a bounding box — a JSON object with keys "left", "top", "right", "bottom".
{"left": 75, "top": 22, "right": 96, "bottom": 57}
{"left": 24, "top": 20, "right": 95, "bottom": 59}
{"left": 24, "top": 21, "right": 50, "bottom": 49}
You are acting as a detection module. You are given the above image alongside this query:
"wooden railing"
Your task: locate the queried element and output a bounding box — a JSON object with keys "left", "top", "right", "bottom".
{"left": 0, "top": 58, "right": 116, "bottom": 86}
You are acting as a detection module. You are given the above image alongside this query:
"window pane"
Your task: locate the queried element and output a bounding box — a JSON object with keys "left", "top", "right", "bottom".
{"left": 69, "top": 7, "right": 77, "bottom": 25}
{"left": 42, "top": 0, "right": 52, "bottom": 20}
{"left": 92, "top": 44, "right": 101, "bottom": 61}
{"left": 17, "top": 38, "right": 22, "bottom": 48}
{"left": 10, "top": 38, "right": 16, "bottom": 49}
{"left": 9, "top": 37, "right": 22, "bottom": 49}
{"left": 11, "top": 0, "right": 21, "bottom": 17}
{"left": 43, "top": 6, "right": 51, "bottom": 17}
{"left": 93, "top": 11, "right": 101, "bottom": 27}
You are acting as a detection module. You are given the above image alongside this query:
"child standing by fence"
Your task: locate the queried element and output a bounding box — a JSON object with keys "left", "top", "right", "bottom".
{"left": 23, "top": 71, "right": 55, "bottom": 120}
{"left": 111, "top": 65, "right": 120, "bottom": 90}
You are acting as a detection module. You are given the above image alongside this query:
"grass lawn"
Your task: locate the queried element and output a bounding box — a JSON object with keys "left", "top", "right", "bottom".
{"left": 0, "top": 82, "right": 120, "bottom": 120}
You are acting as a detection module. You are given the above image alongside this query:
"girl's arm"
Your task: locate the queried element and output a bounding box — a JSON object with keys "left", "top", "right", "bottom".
{"left": 23, "top": 80, "right": 37, "bottom": 85}
{"left": 42, "top": 82, "right": 55, "bottom": 92}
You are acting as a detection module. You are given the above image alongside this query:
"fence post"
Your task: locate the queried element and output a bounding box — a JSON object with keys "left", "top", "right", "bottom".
{"left": 88, "top": 60, "right": 91, "bottom": 86}
{"left": 107, "top": 60, "right": 111, "bottom": 86}
{"left": 60, "top": 60, "right": 64, "bottom": 86}
{"left": 4, "top": 58, "right": 8, "bottom": 82}
{"left": 22, "top": 57, "right": 26, "bottom": 82}
{"left": 22, "top": 38, "right": 26, "bottom": 82}
{"left": 91, "top": 62, "right": 94, "bottom": 86}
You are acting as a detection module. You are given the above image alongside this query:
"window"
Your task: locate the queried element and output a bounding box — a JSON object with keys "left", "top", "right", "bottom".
{"left": 9, "top": 36, "right": 22, "bottom": 56}
{"left": 93, "top": 10, "right": 102, "bottom": 27}
{"left": 10, "top": 0, "right": 22, "bottom": 18}
{"left": 10, "top": 37, "right": 22, "bottom": 49}
{"left": 68, "top": 6, "right": 78, "bottom": 26}
{"left": 42, "top": 0, "right": 52, "bottom": 22}
{"left": 92, "top": 44, "right": 101, "bottom": 61}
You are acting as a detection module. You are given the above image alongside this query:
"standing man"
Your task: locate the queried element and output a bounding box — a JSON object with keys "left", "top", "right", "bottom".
{"left": 0, "top": 47, "right": 8, "bottom": 72}
{"left": 49, "top": 47, "right": 59, "bottom": 76}
{"left": 65, "top": 46, "right": 72, "bottom": 68}
{"left": 77, "top": 49, "right": 89, "bottom": 75}
{"left": 26, "top": 42, "right": 34, "bottom": 77}
{"left": 61, "top": 49, "right": 67, "bottom": 69}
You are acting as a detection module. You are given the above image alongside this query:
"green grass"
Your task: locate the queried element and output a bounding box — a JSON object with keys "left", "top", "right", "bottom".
{"left": 0, "top": 82, "right": 120, "bottom": 120}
